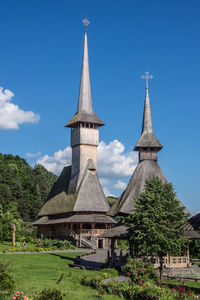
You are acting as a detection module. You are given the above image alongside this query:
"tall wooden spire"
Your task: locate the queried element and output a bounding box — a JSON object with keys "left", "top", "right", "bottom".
{"left": 66, "top": 18, "right": 104, "bottom": 127}
{"left": 141, "top": 86, "right": 153, "bottom": 134}
{"left": 135, "top": 72, "right": 162, "bottom": 161}
{"left": 78, "top": 29, "right": 93, "bottom": 114}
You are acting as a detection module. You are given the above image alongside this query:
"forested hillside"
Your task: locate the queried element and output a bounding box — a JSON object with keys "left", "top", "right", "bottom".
{"left": 0, "top": 153, "right": 57, "bottom": 222}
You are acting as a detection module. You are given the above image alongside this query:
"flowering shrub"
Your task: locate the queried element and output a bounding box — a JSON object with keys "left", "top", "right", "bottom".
{"left": 170, "top": 286, "right": 196, "bottom": 300}
{"left": 81, "top": 272, "right": 199, "bottom": 299}
{"left": 121, "top": 257, "right": 160, "bottom": 284}
{"left": 7, "top": 291, "right": 28, "bottom": 300}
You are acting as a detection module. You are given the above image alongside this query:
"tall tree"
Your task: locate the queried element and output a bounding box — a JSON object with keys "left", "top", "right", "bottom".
{"left": 123, "top": 177, "right": 188, "bottom": 279}
{"left": 0, "top": 153, "right": 57, "bottom": 221}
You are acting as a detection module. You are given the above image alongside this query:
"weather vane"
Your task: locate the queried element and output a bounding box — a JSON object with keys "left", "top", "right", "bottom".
{"left": 141, "top": 71, "right": 153, "bottom": 88}
{"left": 82, "top": 17, "right": 90, "bottom": 32}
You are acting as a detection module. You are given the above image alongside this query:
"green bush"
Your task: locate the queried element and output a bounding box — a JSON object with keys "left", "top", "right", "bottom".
{"left": 35, "top": 288, "right": 64, "bottom": 300}
{"left": 41, "top": 238, "right": 74, "bottom": 249}
{"left": 121, "top": 257, "right": 160, "bottom": 284}
{"left": 0, "top": 271, "right": 15, "bottom": 294}
{"left": 117, "top": 240, "right": 129, "bottom": 250}
{"left": 0, "top": 260, "right": 11, "bottom": 273}
{"left": 81, "top": 275, "right": 102, "bottom": 288}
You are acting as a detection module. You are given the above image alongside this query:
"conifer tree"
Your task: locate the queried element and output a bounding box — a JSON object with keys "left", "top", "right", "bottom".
{"left": 123, "top": 177, "right": 188, "bottom": 279}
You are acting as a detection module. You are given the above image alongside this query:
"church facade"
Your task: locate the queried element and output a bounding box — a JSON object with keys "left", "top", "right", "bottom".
{"left": 33, "top": 20, "right": 116, "bottom": 249}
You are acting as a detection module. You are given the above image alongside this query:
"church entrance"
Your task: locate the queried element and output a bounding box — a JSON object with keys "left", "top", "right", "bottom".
{"left": 98, "top": 239, "right": 104, "bottom": 249}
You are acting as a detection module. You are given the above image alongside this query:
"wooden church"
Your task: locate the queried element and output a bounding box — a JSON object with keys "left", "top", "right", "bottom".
{"left": 33, "top": 19, "right": 116, "bottom": 249}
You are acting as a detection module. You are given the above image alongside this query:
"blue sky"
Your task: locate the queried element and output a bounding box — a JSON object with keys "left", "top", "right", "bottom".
{"left": 0, "top": 0, "right": 200, "bottom": 214}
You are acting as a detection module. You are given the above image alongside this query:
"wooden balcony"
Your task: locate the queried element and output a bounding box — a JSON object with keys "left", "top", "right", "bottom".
{"left": 79, "top": 228, "right": 107, "bottom": 236}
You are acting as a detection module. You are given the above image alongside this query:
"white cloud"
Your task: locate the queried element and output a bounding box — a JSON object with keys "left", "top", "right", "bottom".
{"left": 114, "top": 180, "right": 127, "bottom": 190}
{"left": 99, "top": 178, "right": 110, "bottom": 185}
{"left": 103, "top": 187, "right": 115, "bottom": 197}
{"left": 36, "top": 140, "right": 138, "bottom": 196}
{"left": 98, "top": 140, "right": 138, "bottom": 179}
{"left": 36, "top": 139, "right": 138, "bottom": 177}
{"left": 26, "top": 151, "right": 41, "bottom": 158}
{"left": 0, "top": 87, "right": 40, "bottom": 129}
{"left": 37, "top": 147, "right": 71, "bottom": 175}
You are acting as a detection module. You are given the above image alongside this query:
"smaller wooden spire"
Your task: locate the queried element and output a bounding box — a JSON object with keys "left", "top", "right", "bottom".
{"left": 135, "top": 73, "right": 162, "bottom": 161}
{"left": 141, "top": 86, "right": 153, "bottom": 134}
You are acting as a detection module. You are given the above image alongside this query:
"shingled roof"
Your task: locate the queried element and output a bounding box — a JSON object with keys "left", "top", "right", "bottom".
{"left": 65, "top": 29, "right": 104, "bottom": 127}
{"left": 38, "top": 160, "right": 109, "bottom": 217}
{"left": 108, "top": 159, "right": 166, "bottom": 216}
{"left": 33, "top": 214, "right": 116, "bottom": 226}
{"left": 108, "top": 84, "right": 189, "bottom": 217}
{"left": 188, "top": 212, "right": 200, "bottom": 230}
{"left": 135, "top": 86, "right": 162, "bottom": 151}
{"left": 101, "top": 224, "right": 129, "bottom": 239}
{"left": 182, "top": 212, "right": 200, "bottom": 232}
{"left": 66, "top": 111, "right": 104, "bottom": 127}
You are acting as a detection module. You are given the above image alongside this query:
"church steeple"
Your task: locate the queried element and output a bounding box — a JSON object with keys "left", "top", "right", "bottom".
{"left": 65, "top": 18, "right": 104, "bottom": 186}
{"left": 134, "top": 72, "right": 162, "bottom": 162}
{"left": 65, "top": 18, "right": 104, "bottom": 128}
{"left": 141, "top": 86, "right": 153, "bottom": 134}
{"left": 78, "top": 24, "right": 93, "bottom": 114}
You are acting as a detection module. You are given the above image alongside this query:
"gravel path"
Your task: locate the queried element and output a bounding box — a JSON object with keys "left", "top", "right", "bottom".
{"left": 78, "top": 249, "right": 107, "bottom": 268}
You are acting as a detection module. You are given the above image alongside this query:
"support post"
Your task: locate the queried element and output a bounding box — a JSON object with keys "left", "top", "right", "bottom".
{"left": 186, "top": 242, "right": 190, "bottom": 266}
{"left": 79, "top": 223, "right": 83, "bottom": 247}
{"left": 111, "top": 238, "right": 116, "bottom": 267}
{"left": 91, "top": 223, "right": 95, "bottom": 236}
{"left": 12, "top": 223, "right": 16, "bottom": 246}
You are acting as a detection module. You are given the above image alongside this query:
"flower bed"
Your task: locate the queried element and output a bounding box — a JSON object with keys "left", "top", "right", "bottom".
{"left": 81, "top": 258, "right": 199, "bottom": 299}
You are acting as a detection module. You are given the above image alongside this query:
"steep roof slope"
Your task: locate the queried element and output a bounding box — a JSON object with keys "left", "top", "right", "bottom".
{"left": 38, "top": 161, "right": 109, "bottom": 216}
{"left": 108, "top": 159, "right": 166, "bottom": 216}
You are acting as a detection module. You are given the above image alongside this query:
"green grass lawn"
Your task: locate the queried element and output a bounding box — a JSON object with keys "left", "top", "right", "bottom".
{"left": 0, "top": 252, "right": 121, "bottom": 300}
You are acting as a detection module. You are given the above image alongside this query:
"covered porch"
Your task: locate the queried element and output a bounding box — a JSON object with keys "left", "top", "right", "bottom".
{"left": 33, "top": 213, "right": 116, "bottom": 249}
{"left": 101, "top": 224, "right": 200, "bottom": 269}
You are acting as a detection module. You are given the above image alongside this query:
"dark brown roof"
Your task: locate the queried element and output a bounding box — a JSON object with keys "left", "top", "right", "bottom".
{"left": 65, "top": 112, "right": 104, "bottom": 127}
{"left": 181, "top": 213, "right": 200, "bottom": 232}
{"left": 33, "top": 214, "right": 116, "bottom": 226}
{"left": 188, "top": 213, "right": 200, "bottom": 230}
{"left": 38, "top": 161, "right": 109, "bottom": 216}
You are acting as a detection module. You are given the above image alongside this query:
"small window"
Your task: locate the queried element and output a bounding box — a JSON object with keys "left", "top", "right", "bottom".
{"left": 98, "top": 239, "right": 104, "bottom": 249}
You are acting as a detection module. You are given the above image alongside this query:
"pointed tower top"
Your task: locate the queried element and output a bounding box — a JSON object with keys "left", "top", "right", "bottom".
{"left": 66, "top": 18, "right": 104, "bottom": 127}
{"left": 142, "top": 84, "right": 153, "bottom": 134}
{"left": 134, "top": 72, "right": 162, "bottom": 152}
{"left": 82, "top": 17, "right": 90, "bottom": 32}
{"left": 78, "top": 19, "right": 93, "bottom": 114}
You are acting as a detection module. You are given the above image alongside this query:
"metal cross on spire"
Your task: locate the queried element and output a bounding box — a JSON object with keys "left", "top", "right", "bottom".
{"left": 82, "top": 17, "right": 90, "bottom": 32}
{"left": 141, "top": 71, "right": 153, "bottom": 88}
